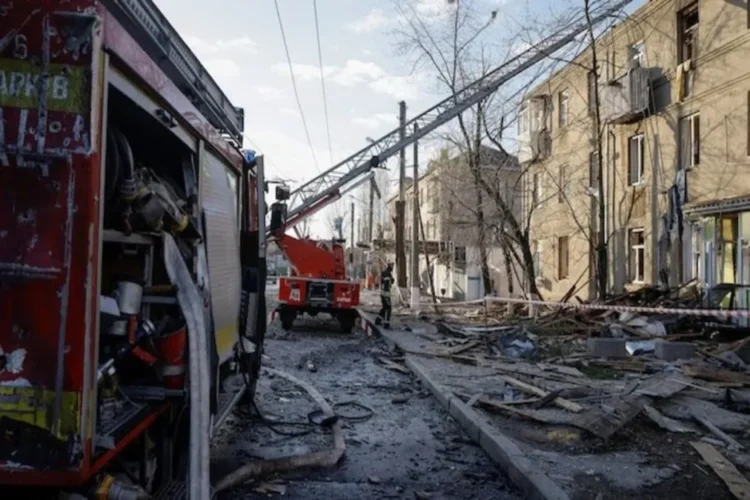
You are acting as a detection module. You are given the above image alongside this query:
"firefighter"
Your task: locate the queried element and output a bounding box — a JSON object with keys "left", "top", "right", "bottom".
{"left": 375, "top": 262, "right": 393, "bottom": 328}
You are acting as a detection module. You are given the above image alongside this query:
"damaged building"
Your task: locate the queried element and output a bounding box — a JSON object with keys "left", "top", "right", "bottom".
{"left": 518, "top": 0, "right": 750, "bottom": 300}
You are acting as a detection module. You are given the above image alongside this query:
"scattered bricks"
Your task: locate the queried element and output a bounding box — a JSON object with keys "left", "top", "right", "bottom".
{"left": 655, "top": 341, "right": 695, "bottom": 361}
{"left": 586, "top": 338, "right": 628, "bottom": 358}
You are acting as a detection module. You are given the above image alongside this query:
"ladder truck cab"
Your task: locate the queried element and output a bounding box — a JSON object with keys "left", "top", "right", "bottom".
{"left": 270, "top": 186, "right": 360, "bottom": 333}
{"left": 0, "top": 1, "right": 267, "bottom": 498}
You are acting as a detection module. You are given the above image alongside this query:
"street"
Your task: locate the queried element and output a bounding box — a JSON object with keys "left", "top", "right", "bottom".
{"left": 210, "top": 283, "right": 520, "bottom": 499}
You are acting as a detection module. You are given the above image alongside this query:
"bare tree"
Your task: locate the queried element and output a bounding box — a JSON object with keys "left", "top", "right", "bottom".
{"left": 394, "top": 0, "right": 553, "bottom": 298}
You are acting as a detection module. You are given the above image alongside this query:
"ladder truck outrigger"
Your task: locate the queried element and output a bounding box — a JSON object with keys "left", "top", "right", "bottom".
{"left": 267, "top": 0, "right": 632, "bottom": 334}
{"left": 0, "top": 0, "right": 631, "bottom": 497}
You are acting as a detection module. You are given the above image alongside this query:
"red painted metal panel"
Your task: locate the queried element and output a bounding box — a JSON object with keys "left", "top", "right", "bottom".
{"left": 0, "top": 0, "right": 102, "bottom": 394}
{"left": 0, "top": 0, "right": 104, "bottom": 482}
{"left": 0, "top": 2, "right": 100, "bottom": 156}
{"left": 103, "top": 12, "right": 243, "bottom": 171}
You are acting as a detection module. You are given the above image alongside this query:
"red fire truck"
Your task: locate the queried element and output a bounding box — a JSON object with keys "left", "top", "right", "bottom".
{"left": 0, "top": 0, "right": 632, "bottom": 496}
{"left": 0, "top": 0, "right": 267, "bottom": 497}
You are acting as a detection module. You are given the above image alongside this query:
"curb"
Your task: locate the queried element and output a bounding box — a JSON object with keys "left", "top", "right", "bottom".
{"left": 358, "top": 311, "right": 570, "bottom": 500}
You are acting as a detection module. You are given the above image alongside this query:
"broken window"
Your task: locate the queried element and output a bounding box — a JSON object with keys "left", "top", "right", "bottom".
{"left": 629, "top": 228, "right": 645, "bottom": 283}
{"left": 629, "top": 41, "right": 645, "bottom": 67}
{"left": 589, "top": 151, "right": 599, "bottom": 189}
{"left": 558, "top": 235, "right": 569, "bottom": 280}
{"left": 559, "top": 91, "right": 569, "bottom": 127}
{"left": 680, "top": 113, "right": 700, "bottom": 169}
{"left": 628, "top": 134, "right": 645, "bottom": 185}
{"left": 678, "top": 3, "right": 699, "bottom": 64}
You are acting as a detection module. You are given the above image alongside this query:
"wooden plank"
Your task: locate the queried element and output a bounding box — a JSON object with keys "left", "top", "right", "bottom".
{"left": 377, "top": 357, "right": 411, "bottom": 375}
{"left": 499, "top": 375, "right": 583, "bottom": 413}
{"left": 635, "top": 373, "right": 691, "bottom": 398}
{"left": 691, "top": 441, "right": 750, "bottom": 500}
{"left": 572, "top": 395, "right": 644, "bottom": 440}
{"left": 693, "top": 413, "right": 745, "bottom": 451}
{"left": 684, "top": 365, "right": 750, "bottom": 386}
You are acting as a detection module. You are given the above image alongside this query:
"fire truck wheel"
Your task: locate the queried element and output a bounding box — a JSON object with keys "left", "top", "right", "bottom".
{"left": 338, "top": 312, "right": 356, "bottom": 334}
{"left": 279, "top": 309, "right": 295, "bottom": 330}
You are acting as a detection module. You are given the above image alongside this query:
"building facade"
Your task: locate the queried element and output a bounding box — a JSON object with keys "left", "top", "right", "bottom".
{"left": 519, "top": 0, "right": 750, "bottom": 300}
{"left": 382, "top": 146, "right": 523, "bottom": 300}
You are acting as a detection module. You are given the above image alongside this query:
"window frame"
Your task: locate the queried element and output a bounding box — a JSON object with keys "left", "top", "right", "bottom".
{"left": 558, "top": 164, "right": 566, "bottom": 203}
{"left": 533, "top": 240, "right": 543, "bottom": 279}
{"left": 558, "top": 91, "right": 569, "bottom": 128}
{"left": 629, "top": 228, "right": 646, "bottom": 283}
{"left": 557, "top": 235, "right": 569, "bottom": 280}
{"left": 628, "top": 133, "right": 645, "bottom": 186}
{"left": 680, "top": 112, "right": 700, "bottom": 169}
{"left": 678, "top": 2, "right": 699, "bottom": 64}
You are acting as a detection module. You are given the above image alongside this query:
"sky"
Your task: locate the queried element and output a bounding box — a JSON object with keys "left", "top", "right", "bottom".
{"left": 151, "top": 0, "right": 642, "bottom": 237}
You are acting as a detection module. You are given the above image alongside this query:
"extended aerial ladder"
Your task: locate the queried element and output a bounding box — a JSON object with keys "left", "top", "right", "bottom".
{"left": 273, "top": 0, "right": 633, "bottom": 234}
{"left": 267, "top": 0, "right": 632, "bottom": 331}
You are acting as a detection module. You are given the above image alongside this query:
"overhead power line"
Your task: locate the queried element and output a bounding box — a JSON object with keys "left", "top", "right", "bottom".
{"left": 313, "top": 0, "right": 334, "bottom": 166}
{"left": 273, "top": 0, "right": 320, "bottom": 172}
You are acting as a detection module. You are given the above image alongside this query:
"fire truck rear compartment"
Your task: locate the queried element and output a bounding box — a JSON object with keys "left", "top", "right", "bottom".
{"left": 93, "top": 84, "right": 200, "bottom": 493}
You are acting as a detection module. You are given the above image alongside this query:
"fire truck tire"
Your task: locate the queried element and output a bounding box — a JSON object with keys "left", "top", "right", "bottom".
{"left": 279, "top": 309, "right": 296, "bottom": 330}
{"left": 338, "top": 312, "right": 357, "bottom": 334}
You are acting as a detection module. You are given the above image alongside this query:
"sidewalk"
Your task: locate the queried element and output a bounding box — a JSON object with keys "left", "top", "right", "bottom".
{"left": 357, "top": 307, "right": 569, "bottom": 500}
{"left": 357, "top": 307, "right": 739, "bottom": 500}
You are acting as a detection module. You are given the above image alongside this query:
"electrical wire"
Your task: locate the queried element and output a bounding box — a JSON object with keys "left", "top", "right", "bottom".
{"left": 274, "top": 0, "right": 321, "bottom": 173}
{"left": 313, "top": 0, "right": 334, "bottom": 166}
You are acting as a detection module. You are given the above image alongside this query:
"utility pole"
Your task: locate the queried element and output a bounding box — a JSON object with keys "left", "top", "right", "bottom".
{"left": 396, "top": 101, "right": 407, "bottom": 289}
{"left": 368, "top": 181, "right": 374, "bottom": 242}
{"left": 410, "top": 123, "right": 420, "bottom": 310}
{"left": 350, "top": 200, "right": 355, "bottom": 274}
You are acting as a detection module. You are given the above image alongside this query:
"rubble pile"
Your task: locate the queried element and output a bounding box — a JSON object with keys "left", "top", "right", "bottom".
{"left": 408, "top": 282, "right": 750, "bottom": 496}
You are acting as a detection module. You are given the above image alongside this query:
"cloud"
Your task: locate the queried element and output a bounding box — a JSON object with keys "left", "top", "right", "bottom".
{"left": 204, "top": 59, "right": 242, "bottom": 80}
{"left": 346, "top": 8, "right": 394, "bottom": 33}
{"left": 184, "top": 35, "right": 258, "bottom": 56}
{"left": 270, "top": 59, "right": 427, "bottom": 99}
{"left": 330, "top": 60, "right": 386, "bottom": 86}
{"left": 279, "top": 107, "right": 300, "bottom": 117}
{"left": 351, "top": 112, "right": 398, "bottom": 130}
{"left": 253, "top": 85, "right": 285, "bottom": 100}
{"left": 271, "top": 62, "right": 336, "bottom": 82}
{"left": 369, "top": 73, "right": 428, "bottom": 100}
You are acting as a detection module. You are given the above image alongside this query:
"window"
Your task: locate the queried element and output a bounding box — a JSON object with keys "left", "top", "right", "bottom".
{"left": 532, "top": 172, "right": 540, "bottom": 206}
{"left": 678, "top": 3, "right": 699, "bottom": 63}
{"left": 628, "top": 134, "right": 645, "bottom": 185}
{"left": 558, "top": 165, "right": 566, "bottom": 203}
{"left": 455, "top": 245, "right": 467, "bottom": 263}
{"left": 518, "top": 102, "right": 529, "bottom": 134}
{"left": 589, "top": 151, "right": 599, "bottom": 189}
{"left": 559, "top": 91, "right": 569, "bottom": 127}
{"left": 629, "top": 228, "right": 645, "bottom": 282}
{"left": 680, "top": 113, "right": 700, "bottom": 169}
{"left": 747, "top": 91, "right": 750, "bottom": 157}
{"left": 557, "top": 236, "right": 569, "bottom": 280}
{"left": 587, "top": 71, "right": 597, "bottom": 115}
{"left": 629, "top": 41, "right": 645, "bottom": 67}
{"left": 533, "top": 240, "right": 543, "bottom": 279}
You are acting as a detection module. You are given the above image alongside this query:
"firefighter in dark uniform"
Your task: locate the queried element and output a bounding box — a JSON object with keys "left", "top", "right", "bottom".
{"left": 376, "top": 262, "right": 393, "bottom": 329}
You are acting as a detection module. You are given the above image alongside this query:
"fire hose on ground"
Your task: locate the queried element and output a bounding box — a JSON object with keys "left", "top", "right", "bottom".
{"left": 211, "top": 367, "right": 347, "bottom": 495}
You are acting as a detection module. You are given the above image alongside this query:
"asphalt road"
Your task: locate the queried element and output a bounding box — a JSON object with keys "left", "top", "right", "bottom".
{"left": 210, "top": 284, "right": 520, "bottom": 499}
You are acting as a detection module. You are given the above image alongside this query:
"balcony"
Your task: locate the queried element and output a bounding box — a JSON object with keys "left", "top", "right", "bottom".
{"left": 601, "top": 67, "right": 650, "bottom": 124}
{"left": 517, "top": 95, "right": 551, "bottom": 164}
